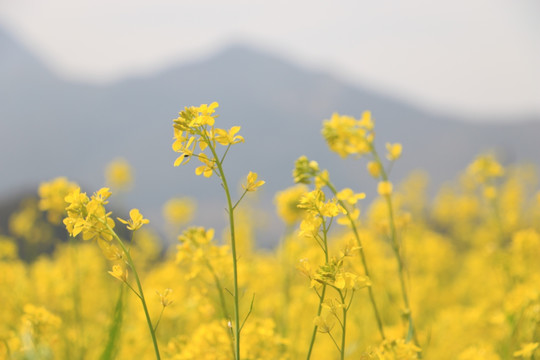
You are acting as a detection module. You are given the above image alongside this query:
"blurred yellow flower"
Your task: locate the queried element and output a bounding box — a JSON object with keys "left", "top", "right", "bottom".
{"left": 377, "top": 181, "right": 393, "bottom": 196}
{"left": 367, "top": 161, "right": 382, "bottom": 178}
{"left": 38, "top": 177, "right": 78, "bottom": 224}
{"left": 514, "top": 342, "right": 539, "bottom": 358}
{"left": 105, "top": 158, "right": 133, "bottom": 191}
{"left": 274, "top": 184, "right": 308, "bottom": 225}
{"left": 163, "top": 197, "right": 196, "bottom": 226}
{"left": 386, "top": 142, "right": 402, "bottom": 161}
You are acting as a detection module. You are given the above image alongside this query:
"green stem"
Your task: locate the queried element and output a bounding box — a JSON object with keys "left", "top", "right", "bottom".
{"left": 69, "top": 238, "right": 86, "bottom": 359}
{"left": 306, "top": 284, "right": 327, "bottom": 360}
{"left": 324, "top": 180, "right": 386, "bottom": 340}
{"left": 206, "top": 139, "right": 242, "bottom": 360}
{"left": 339, "top": 290, "right": 347, "bottom": 360}
{"left": 106, "top": 228, "right": 161, "bottom": 360}
{"left": 205, "top": 259, "right": 236, "bottom": 358}
{"left": 306, "top": 217, "right": 330, "bottom": 360}
{"left": 370, "top": 146, "right": 420, "bottom": 350}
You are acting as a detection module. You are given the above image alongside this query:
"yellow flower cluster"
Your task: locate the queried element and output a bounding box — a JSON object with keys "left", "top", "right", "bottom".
{"left": 321, "top": 111, "right": 374, "bottom": 158}
{"left": 172, "top": 102, "right": 244, "bottom": 176}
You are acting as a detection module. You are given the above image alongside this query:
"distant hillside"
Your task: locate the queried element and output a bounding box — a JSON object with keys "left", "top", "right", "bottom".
{"left": 1, "top": 25, "right": 539, "bottom": 245}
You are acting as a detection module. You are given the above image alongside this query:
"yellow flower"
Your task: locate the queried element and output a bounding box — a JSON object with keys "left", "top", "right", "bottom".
{"left": 98, "top": 238, "right": 123, "bottom": 260}
{"left": 173, "top": 134, "right": 197, "bottom": 167}
{"left": 367, "top": 161, "right": 382, "bottom": 178}
{"left": 322, "top": 112, "right": 374, "bottom": 158}
{"left": 378, "top": 181, "right": 393, "bottom": 196}
{"left": 214, "top": 126, "right": 244, "bottom": 146}
{"left": 156, "top": 288, "right": 174, "bottom": 307}
{"left": 242, "top": 171, "right": 265, "bottom": 192}
{"left": 195, "top": 153, "right": 215, "bottom": 178}
{"left": 38, "top": 177, "right": 78, "bottom": 224}
{"left": 467, "top": 153, "right": 504, "bottom": 184}
{"left": 336, "top": 188, "right": 366, "bottom": 205}
{"left": 313, "top": 314, "right": 335, "bottom": 333}
{"left": 386, "top": 142, "right": 402, "bottom": 161}
{"left": 293, "top": 155, "right": 320, "bottom": 184}
{"left": 105, "top": 158, "right": 133, "bottom": 191}
{"left": 163, "top": 198, "right": 196, "bottom": 225}
{"left": 108, "top": 264, "right": 128, "bottom": 282}
{"left": 118, "top": 208, "right": 149, "bottom": 231}
{"left": 195, "top": 102, "right": 219, "bottom": 126}
{"left": 274, "top": 184, "right": 308, "bottom": 225}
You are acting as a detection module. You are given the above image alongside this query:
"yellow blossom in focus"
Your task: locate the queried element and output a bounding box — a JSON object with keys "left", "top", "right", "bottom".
{"left": 242, "top": 171, "right": 265, "bottom": 192}
{"left": 105, "top": 158, "right": 133, "bottom": 191}
{"left": 195, "top": 153, "right": 215, "bottom": 178}
{"left": 118, "top": 208, "right": 149, "bottom": 231}
{"left": 214, "top": 126, "right": 244, "bottom": 146}
{"left": 386, "top": 143, "right": 402, "bottom": 161}
{"left": 378, "top": 181, "right": 393, "bottom": 196}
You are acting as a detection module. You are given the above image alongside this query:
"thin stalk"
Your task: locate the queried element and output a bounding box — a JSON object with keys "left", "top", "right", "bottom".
{"left": 328, "top": 332, "right": 341, "bottom": 353}
{"left": 338, "top": 290, "right": 347, "bottom": 360}
{"left": 69, "top": 238, "right": 86, "bottom": 359}
{"left": 206, "top": 138, "right": 241, "bottom": 360}
{"left": 306, "top": 217, "right": 330, "bottom": 360}
{"left": 106, "top": 227, "right": 161, "bottom": 360}
{"left": 306, "top": 284, "right": 327, "bottom": 360}
{"left": 370, "top": 146, "right": 420, "bottom": 349}
{"left": 205, "top": 259, "right": 236, "bottom": 358}
{"left": 324, "top": 180, "right": 386, "bottom": 340}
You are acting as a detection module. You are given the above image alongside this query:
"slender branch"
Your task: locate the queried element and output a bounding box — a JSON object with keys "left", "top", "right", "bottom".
{"left": 103, "top": 223, "right": 161, "bottom": 360}
{"left": 324, "top": 179, "right": 386, "bottom": 340}
{"left": 205, "top": 135, "right": 242, "bottom": 360}
{"left": 370, "top": 145, "right": 420, "bottom": 350}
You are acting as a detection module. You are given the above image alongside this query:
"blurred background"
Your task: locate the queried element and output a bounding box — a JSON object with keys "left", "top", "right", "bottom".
{"left": 1, "top": 1, "right": 539, "bottom": 247}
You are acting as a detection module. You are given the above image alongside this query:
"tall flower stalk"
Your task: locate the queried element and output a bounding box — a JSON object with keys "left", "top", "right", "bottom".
{"left": 171, "top": 102, "right": 264, "bottom": 360}
{"left": 322, "top": 111, "right": 420, "bottom": 350}
{"left": 63, "top": 188, "right": 161, "bottom": 359}
{"left": 294, "top": 162, "right": 371, "bottom": 359}
{"left": 294, "top": 156, "right": 386, "bottom": 343}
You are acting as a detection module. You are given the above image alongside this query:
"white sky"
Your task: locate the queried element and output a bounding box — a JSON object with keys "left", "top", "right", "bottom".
{"left": 1, "top": 0, "right": 539, "bottom": 119}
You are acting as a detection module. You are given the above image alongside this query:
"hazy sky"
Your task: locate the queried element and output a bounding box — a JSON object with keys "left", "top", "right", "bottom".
{"left": 1, "top": 1, "right": 539, "bottom": 119}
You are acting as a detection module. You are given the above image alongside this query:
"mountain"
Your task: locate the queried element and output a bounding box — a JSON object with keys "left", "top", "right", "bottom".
{"left": 1, "top": 25, "right": 539, "bottom": 245}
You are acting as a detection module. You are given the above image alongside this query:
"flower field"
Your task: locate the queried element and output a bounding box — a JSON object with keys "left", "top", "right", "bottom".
{"left": 1, "top": 103, "right": 540, "bottom": 359}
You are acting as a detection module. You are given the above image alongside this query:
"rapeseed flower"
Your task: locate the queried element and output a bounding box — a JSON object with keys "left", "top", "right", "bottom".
{"left": 242, "top": 172, "right": 265, "bottom": 192}
{"left": 118, "top": 208, "right": 149, "bottom": 231}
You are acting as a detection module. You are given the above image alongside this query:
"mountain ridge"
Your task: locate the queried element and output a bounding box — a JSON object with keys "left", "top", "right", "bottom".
{"left": 1, "top": 25, "right": 539, "bottom": 244}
